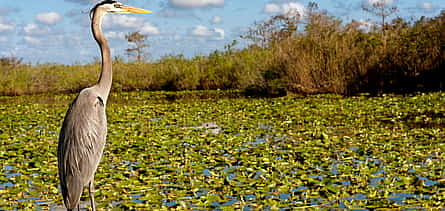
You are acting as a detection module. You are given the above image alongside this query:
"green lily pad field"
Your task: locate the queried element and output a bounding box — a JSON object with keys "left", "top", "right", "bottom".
{"left": 0, "top": 91, "right": 444, "bottom": 210}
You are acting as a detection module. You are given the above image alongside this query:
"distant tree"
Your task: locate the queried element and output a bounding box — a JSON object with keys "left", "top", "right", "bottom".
{"left": 224, "top": 40, "right": 238, "bottom": 54}
{"left": 242, "top": 12, "right": 302, "bottom": 48}
{"left": 242, "top": 2, "right": 323, "bottom": 48}
{"left": 362, "top": 1, "right": 397, "bottom": 49}
{"left": 0, "top": 57, "right": 22, "bottom": 68}
{"left": 362, "top": 1, "right": 397, "bottom": 29}
{"left": 113, "top": 55, "right": 125, "bottom": 64}
{"left": 125, "top": 31, "right": 150, "bottom": 63}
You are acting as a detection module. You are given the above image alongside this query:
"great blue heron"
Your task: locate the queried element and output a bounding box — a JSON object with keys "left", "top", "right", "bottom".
{"left": 57, "top": 1, "right": 150, "bottom": 210}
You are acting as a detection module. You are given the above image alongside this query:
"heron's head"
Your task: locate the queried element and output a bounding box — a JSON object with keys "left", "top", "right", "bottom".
{"left": 90, "top": 0, "right": 151, "bottom": 18}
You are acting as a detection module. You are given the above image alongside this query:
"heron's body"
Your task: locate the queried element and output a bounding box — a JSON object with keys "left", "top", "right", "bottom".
{"left": 57, "top": 1, "right": 150, "bottom": 210}
{"left": 58, "top": 88, "right": 107, "bottom": 209}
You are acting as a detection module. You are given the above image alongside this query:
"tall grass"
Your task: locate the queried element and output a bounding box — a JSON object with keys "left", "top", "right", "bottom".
{"left": 246, "top": 9, "right": 444, "bottom": 95}
{"left": 0, "top": 9, "right": 443, "bottom": 96}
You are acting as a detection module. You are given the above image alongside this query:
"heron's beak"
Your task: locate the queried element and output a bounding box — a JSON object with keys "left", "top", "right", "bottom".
{"left": 122, "top": 6, "right": 152, "bottom": 14}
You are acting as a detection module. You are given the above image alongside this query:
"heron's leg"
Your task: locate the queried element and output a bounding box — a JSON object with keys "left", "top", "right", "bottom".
{"left": 77, "top": 204, "right": 80, "bottom": 211}
{"left": 89, "top": 180, "right": 96, "bottom": 211}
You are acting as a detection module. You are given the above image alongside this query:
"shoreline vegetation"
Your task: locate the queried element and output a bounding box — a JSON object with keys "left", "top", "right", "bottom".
{"left": 0, "top": 6, "right": 443, "bottom": 97}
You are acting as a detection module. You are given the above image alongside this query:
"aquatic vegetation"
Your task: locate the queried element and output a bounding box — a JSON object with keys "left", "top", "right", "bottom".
{"left": 0, "top": 91, "right": 444, "bottom": 209}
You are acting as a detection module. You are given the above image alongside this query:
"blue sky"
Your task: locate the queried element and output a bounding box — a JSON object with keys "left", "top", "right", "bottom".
{"left": 0, "top": 0, "right": 442, "bottom": 64}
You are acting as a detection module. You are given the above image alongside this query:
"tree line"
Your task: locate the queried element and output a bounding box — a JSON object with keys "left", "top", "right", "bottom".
{"left": 0, "top": 3, "right": 443, "bottom": 96}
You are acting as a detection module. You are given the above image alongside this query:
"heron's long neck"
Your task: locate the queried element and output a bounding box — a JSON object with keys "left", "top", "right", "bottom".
{"left": 92, "top": 12, "right": 112, "bottom": 102}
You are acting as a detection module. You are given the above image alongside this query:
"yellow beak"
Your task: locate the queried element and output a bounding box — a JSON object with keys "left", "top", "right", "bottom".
{"left": 122, "top": 6, "right": 152, "bottom": 14}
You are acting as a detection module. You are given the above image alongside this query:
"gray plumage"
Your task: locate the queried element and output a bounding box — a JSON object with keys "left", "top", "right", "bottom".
{"left": 58, "top": 90, "right": 107, "bottom": 210}
{"left": 57, "top": 1, "right": 150, "bottom": 210}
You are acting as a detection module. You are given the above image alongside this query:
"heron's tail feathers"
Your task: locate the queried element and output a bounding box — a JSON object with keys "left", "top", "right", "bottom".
{"left": 61, "top": 175, "right": 83, "bottom": 210}
{"left": 66, "top": 204, "right": 80, "bottom": 211}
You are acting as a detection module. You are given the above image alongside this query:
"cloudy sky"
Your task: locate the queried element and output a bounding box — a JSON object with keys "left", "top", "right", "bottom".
{"left": 0, "top": 0, "right": 442, "bottom": 64}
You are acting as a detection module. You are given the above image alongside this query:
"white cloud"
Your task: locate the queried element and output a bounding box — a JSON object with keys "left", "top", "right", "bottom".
{"left": 357, "top": 19, "right": 374, "bottom": 30}
{"left": 282, "top": 2, "right": 305, "bottom": 16}
{"left": 0, "top": 17, "right": 15, "bottom": 32}
{"left": 263, "top": 2, "right": 305, "bottom": 16}
{"left": 211, "top": 16, "right": 222, "bottom": 24}
{"left": 191, "top": 25, "right": 224, "bottom": 40}
{"left": 103, "top": 15, "right": 160, "bottom": 35}
{"left": 192, "top": 25, "right": 213, "bottom": 36}
{"left": 368, "top": 0, "right": 394, "bottom": 6}
{"left": 421, "top": 2, "right": 432, "bottom": 9}
{"left": 36, "top": 12, "right": 62, "bottom": 25}
{"left": 0, "top": 23, "right": 14, "bottom": 32}
{"left": 263, "top": 3, "right": 281, "bottom": 13}
{"left": 214, "top": 28, "right": 225, "bottom": 40}
{"left": 104, "top": 15, "right": 144, "bottom": 28}
{"left": 0, "top": 36, "right": 7, "bottom": 42}
{"left": 169, "top": 0, "right": 224, "bottom": 9}
{"left": 24, "top": 36, "right": 40, "bottom": 45}
{"left": 23, "top": 24, "right": 50, "bottom": 36}
{"left": 140, "top": 23, "right": 160, "bottom": 35}
{"left": 24, "top": 24, "right": 38, "bottom": 34}
{"left": 105, "top": 31, "right": 126, "bottom": 39}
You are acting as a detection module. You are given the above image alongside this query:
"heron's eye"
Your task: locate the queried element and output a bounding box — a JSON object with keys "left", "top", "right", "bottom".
{"left": 114, "top": 3, "right": 122, "bottom": 8}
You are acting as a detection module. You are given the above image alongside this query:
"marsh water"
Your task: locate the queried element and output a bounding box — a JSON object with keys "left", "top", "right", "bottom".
{"left": 0, "top": 91, "right": 444, "bottom": 209}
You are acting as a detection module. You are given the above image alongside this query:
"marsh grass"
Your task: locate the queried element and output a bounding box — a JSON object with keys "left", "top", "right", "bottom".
{"left": 254, "top": 9, "right": 444, "bottom": 95}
